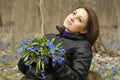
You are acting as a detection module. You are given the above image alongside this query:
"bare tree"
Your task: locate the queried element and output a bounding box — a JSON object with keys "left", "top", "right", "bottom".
{"left": 0, "top": 14, "right": 2, "bottom": 27}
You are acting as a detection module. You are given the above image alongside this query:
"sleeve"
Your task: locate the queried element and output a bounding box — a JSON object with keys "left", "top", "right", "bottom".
{"left": 18, "top": 58, "right": 35, "bottom": 75}
{"left": 18, "top": 58, "right": 46, "bottom": 80}
{"left": 18, "top": 57, "right": 29, "bottom": 74}
{"left": 17, "top": 57, "right": 36, "bottom": 75}
{"left": 50, "top": 41, "right": 93, "bottom": 80}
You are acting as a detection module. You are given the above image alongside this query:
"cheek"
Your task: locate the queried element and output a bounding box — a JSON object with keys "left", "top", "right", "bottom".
{"left": 73, "top": 22, "right": 81, "bottom": 28}
{"left": 72, "top": 22, "right": 84, "bottom": 31}
{"left": 63, "top": 16, "right": 71, "bottom": 27}
{"left": 63, "top": 19, "right": 68, "bottom": 28}
{"left": 63, "top": 18, "right": 67, "bottom": 26}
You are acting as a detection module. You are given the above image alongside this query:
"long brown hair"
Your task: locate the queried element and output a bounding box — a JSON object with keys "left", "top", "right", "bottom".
{"left": 76, "top": 6, "right": 99, "bottom": 46}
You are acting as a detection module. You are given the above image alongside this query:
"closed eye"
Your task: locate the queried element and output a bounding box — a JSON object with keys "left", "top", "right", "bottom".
{"left": 72, "top": 11, "right": 76, "bottom": 15}
{"left": 78, "top": 18, "right": 82, "bottom": 22}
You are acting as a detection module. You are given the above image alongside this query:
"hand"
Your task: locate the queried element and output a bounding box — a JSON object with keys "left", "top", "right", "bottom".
{"left": 45, "top": 57, "right": 64, "bottom": 72}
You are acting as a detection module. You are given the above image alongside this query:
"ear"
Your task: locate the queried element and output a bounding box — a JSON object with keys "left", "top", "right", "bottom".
{"left": 80, "top": 30, "right": 87, "bottom": 34}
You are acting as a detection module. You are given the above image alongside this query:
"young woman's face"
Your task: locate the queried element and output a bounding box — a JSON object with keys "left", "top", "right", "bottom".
{"left": 63, "top": 8, "right": 88, "bottom": 34}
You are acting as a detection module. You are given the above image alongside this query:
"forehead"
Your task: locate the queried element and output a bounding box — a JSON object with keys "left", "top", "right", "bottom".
{"left": 75, "top": 8, "right": 88, "bottom": 21}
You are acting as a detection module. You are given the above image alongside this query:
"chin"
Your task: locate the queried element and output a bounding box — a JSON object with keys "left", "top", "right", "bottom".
{"left": 63, "top": 22, "right": 67, "bottom": 28}
{"left": 64, "top": 22, "right": 70, "bottom": 27}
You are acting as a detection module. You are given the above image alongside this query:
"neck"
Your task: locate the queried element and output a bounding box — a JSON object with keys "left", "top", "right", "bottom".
{"left": 65, "top": 29, "right": 80, "bottom": 35}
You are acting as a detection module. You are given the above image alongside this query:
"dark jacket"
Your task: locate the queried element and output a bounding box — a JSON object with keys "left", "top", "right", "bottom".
{"left": 18, "top": 26, "right": 92, "bottom": 80}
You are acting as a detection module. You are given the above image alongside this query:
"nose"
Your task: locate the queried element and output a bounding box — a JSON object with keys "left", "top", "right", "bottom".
{"left": 70, "top": 17, "right": 75, "bottom": 22}
{"left": 70, "top": 15, "right": 77, "bottom": 22}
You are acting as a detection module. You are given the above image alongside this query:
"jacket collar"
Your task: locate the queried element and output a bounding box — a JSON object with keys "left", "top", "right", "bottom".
{"left": 56, "top": 26, "right": 87, "bottom": 40}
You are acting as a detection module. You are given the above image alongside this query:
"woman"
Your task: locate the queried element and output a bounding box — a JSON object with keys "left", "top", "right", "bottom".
{"left": 18, "top": 6, "right": 99, "bottom": 80}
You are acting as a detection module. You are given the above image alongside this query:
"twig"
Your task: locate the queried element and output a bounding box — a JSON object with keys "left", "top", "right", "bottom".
{"left": 39, "top": 0, "right": 44, "bottom": 34}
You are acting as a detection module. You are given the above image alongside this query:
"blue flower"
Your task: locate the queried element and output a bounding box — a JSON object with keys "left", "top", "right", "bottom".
{"left": 48, "top": 51, "right": 52, "bottom": 55}
{"left": 46, "top": 40, "right": 54, "bottom": 48}
{"left": 27, "top": 57, "right": 32, "bottom": 61}
{"left": 118, "top": 67, "right": 120, "bottom": 71}
{"left": 57, "top": 58, "right": 65, "bottom": 64}
{"left": 52, "top": 55, "right": 57, "bottom": 63}
{"left": 112, "top": 67, "right": 115, "bottom": 72}
{"left": 34, "top": 47, "right": 39, "bottom": 51}
{"left": 27, "top": 47, "right": 33, "bottom": 51}
{"left": 21, "top": 39, "right": 30, "bottom": 46}
{"left": 28, "top": 65, "right": 32, "bottom": 71}
{"left": 17, "top": 48, "right": 24, "bottom": 54}
{"left": 27, "top": 47, "right": 35, "bottom": 52}
{"left": 38, "top": 70, "right": 41, "bottom": 74}
{"left": 24, "top": 63, "right": 30, "bottom": 67}
{"left": 46, "top": 40, "right": 54, "bottom": 54}
{"left": 24, "top": 63, "right": 32, "bottom": 71}
{"left": 27, "top": 47, "right": 39, "bottom": 52}
{"left": 44, "top": 60, "right": 49, "bottom": 65}
{"left": 58, "top": 52, "right": 64, "bottom": 57}
{"left": 31, "top": 39, "right": 34, "bottom": 43}
{"left": 38, "top": 70, "right": 46, "bottom": 79}
{"left": 112, "top": 67, "right": 120, "bottom": 72}
{"left": 59, "top": 47, "right": 66, "bottom": 53}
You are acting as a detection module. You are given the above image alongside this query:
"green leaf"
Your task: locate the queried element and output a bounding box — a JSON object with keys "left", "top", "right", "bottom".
{"left": 55, "top": 42, "right": 62, "bottom": 48}
{"left": 38, "top": 60, "right": 41, "bottom": 70}
{"left": 22, "top": 52, "right": 30, "bottom": 58}
{"left": 51, "top": 38, "right": 55, "bottom": 43}
{"left": 29, "top": 60, "right": 34, "bottom": 64}
{"left": 42, "top": 35, "right": 47, "bottom": 41}
{"left": 36, "top": 62, "right": 38, "bottom": 74}
{"left": 24, "top": 55, "right": 29, "bottom": 61}
{"left": 24, "top": 52, "right": 32, "bottom": 61}
{"left": 31, "top": 53, "right": 37, "bottom": 63}
{"left": 42, "top": 62, "right": 44, "bottom": 71}
{"left": 32, "top": 42, "right": 39, "bottom": 46}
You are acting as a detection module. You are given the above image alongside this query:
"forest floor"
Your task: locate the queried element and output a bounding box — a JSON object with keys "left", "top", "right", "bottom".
{"left": 0, "top": 27, "right": 120, "bottom": 80}
{"left": 0, "top": 44, "right": 120, "bottom": 80}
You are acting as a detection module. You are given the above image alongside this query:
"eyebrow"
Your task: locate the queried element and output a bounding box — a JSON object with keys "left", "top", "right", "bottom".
{"left": 74, "top": 10, "right": 84, "bottom": 22}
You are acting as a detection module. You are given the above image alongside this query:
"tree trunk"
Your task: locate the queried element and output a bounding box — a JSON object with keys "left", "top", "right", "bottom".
{"left": 0, "top": 15, "right": 2, "bottom": 27}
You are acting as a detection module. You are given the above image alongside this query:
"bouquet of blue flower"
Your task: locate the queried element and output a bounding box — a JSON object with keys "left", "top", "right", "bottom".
{"left": 16, "top": 35, "right": 65, "bottom": 78}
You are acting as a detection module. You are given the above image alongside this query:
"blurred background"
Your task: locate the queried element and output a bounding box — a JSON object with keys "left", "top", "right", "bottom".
{"left": 0, "top": 0, "right": 120, "bottom": 80}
